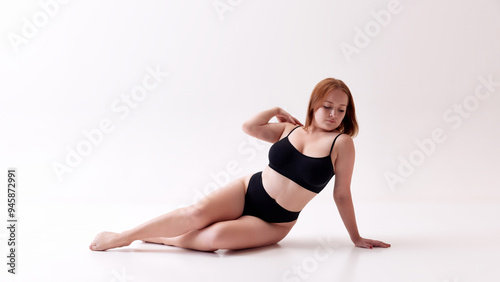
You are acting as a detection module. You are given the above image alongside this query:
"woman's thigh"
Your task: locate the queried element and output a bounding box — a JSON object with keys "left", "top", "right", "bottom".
{"left": 191, "top": 173, "right": 253, "bottom": 224}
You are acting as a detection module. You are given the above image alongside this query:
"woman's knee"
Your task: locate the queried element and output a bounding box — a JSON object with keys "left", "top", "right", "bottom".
{"left": 203, "top": 225, "right": 227, "bottom": 250}
{"left": 204, "top": 223, "right": 284, "bottom": 250}
{"left": 181, "top": 205, "right": 212, "bottom": 230}
{"left": 172, "top": 230, "right": 219, "bottom": 252}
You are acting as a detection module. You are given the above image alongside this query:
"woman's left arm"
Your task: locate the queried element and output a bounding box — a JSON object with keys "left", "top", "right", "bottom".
{"left": 333, "top": 135, "right": 391, "bottom": 249}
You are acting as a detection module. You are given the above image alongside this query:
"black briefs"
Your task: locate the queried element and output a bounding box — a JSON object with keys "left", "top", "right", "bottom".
{"left": 242, "top": 171, "right": 300, "bottom": 223}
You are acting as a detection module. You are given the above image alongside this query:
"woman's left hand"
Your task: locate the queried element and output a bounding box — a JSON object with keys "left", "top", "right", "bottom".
{"left": 353, "top": 237, "right": 391, "bottom": 249}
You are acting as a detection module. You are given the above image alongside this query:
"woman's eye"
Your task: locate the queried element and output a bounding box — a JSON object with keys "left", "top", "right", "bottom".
{"left": 324, "top": 106, "right": 331, "bottom": 109}
{"left": 339, "top": 110, "right": 345, "bottom": 113}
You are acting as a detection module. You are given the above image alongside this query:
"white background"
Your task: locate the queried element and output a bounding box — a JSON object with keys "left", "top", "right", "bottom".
{"left": 0, "top": 0, "right": 499, "bottom": 281}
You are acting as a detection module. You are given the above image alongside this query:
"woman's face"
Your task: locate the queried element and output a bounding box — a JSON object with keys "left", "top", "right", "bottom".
{"left": 313, "top": 89, "right": 348, "bottom": 131}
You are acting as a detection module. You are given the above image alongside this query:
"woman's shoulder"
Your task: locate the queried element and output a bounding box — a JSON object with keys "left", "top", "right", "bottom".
{"left": 282, "top": 122, "right": 302, "bottom": 134}
{"left": 263, "top": 122, "right": 301, "bottom": 142}
{"left": 334, "top": 133, "right": 354, "bottom": 150}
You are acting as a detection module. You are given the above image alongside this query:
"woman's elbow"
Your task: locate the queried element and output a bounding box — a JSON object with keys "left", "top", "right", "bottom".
{"left": 333, "top": 191, "right": 351, "bottom": 203}
{"left": 241, "top": 122, "right": 253, "bottom": 135}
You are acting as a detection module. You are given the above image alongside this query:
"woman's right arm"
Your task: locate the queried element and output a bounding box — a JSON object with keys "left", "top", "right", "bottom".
{"left": 242, "top": 107, "right": 303, "bottom": 143}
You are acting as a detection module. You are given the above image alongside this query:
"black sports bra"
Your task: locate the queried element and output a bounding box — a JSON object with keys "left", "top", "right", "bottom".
{"left": 268, "top": 126, "right": 343, "bottom": 193}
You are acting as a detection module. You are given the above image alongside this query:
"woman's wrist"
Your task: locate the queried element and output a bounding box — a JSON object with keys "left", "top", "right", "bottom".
{"left": 272, "top": 106, "right": 282, "bottom": 117}
{"left": 350, "top": 234, "right": 362, "bottom": 243}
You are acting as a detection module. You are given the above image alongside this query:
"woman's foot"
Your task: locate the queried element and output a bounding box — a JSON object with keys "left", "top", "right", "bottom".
{"left": 89, "top": 231, "right": 131, "bottom": 251}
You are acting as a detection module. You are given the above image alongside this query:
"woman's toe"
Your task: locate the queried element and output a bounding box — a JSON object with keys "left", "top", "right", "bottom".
{"left": 89, "top": 243, "right": 98, "bottom": 251}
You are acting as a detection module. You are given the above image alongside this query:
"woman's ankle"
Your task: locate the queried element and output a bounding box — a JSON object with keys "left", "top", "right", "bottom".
{"left": 118, "top": 230, "right": 135, "bottom": 245}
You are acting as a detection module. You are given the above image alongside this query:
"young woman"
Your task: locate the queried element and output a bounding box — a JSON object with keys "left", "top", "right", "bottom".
{"left": 89, "top": 78, "right": 391, "bottom": 252}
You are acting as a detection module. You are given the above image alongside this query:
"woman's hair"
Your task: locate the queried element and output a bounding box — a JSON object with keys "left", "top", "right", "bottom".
{"left": 304, "top": 78, "right": 359, "bottom": 137}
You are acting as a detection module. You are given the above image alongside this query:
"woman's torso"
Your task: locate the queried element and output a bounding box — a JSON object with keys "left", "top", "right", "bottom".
{"left": 259, "top": 125, "right": 342, "bottom": 212}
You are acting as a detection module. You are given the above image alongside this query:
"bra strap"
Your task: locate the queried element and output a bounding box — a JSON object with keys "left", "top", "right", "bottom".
{"left": 329, "top": 133, "right": 343, "bottom": 155}
{"left": 286, "top": 125, "right": 301, "bottom": 137}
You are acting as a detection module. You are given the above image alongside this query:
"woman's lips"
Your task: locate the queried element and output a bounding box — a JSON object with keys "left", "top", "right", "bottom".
{"left": 327, "top": 119, "right": 336, "bottom": 123}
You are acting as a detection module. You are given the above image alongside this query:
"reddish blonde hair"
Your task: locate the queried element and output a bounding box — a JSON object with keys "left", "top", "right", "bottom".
{"left": 304, "top": 78, "right": 358, "bottom": 137}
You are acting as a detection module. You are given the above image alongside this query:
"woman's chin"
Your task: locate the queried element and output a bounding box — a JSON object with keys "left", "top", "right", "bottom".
{"left": 322, "top": 123, "right": 338, "bottom": 131}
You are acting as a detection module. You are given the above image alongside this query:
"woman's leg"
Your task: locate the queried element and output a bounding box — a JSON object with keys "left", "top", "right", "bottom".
{"left": 89, "top": 174, "right": 251, "bottom": 251}
{"left": 149, "top": 215, "right": 296, "bottom": 252}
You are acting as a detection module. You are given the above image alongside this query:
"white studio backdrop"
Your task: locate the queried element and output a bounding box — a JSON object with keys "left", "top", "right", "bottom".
{"left": 1, "top": 0, "right": 499, "bottom": 211}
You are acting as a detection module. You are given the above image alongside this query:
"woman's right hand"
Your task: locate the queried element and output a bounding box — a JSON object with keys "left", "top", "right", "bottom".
{"left": 275, "top": 107, "right": 303, "bottom": 126}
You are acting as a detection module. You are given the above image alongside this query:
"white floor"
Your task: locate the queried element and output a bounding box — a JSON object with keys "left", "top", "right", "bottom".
{"left": 1, "top": 198, "right": 499, "bottom": 282}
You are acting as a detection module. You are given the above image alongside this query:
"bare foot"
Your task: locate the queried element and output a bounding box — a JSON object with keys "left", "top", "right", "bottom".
{"left": 89, "top": 231, "right": 131, "bottom": 251}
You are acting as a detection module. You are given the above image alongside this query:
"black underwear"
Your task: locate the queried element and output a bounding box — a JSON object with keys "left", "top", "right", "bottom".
{"left": 241, "top": 171, "right": 300, "bottom": 223}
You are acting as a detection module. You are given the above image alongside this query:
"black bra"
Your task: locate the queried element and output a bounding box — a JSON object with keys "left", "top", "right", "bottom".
{"left": 268, "top": 126, "right": 343, "bottom": 193}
